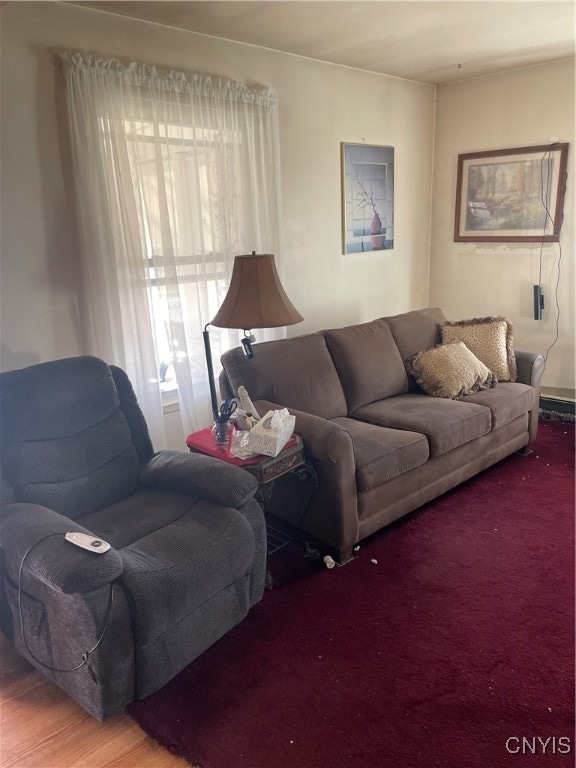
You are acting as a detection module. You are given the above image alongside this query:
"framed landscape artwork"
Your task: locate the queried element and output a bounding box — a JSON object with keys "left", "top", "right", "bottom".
{"left": 341, "top": 143, "right": 394, "bottom": 254}
{"left": 454, "top": 143, "right": 569, "bottom": 242}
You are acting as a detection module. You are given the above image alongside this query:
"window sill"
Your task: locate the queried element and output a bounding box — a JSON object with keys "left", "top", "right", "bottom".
{"left": 161, "top": 389, "right": 180, "bottom": 414}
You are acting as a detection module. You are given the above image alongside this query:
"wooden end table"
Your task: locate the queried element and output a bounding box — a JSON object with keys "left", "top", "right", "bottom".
{"left": 186, "top": 428, "right": 317, "bottom": 559}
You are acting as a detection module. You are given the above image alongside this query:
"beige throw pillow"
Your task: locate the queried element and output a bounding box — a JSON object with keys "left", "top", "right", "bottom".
{"left": 409, "top": 341, "right": 496, "bottom": 399}
{"left": 441, "top": 316, "right": 516, "bottom": 382}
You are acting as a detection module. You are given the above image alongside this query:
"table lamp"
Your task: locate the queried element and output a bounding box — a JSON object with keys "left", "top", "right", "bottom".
{"left": 203, "top": 252, "right": 303, "bottom": 420}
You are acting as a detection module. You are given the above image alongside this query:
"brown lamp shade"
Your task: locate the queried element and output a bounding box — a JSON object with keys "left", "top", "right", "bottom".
{"left": 211, "top": 253, "right": 303, "bottom": 330}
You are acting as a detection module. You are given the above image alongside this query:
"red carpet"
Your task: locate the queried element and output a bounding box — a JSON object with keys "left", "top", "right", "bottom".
{"left": 128, "top": 419, "right": 575, "bottom": 768}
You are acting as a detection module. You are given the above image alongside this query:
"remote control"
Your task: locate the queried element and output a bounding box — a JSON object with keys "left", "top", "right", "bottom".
{"left": 65, "top": 532, "right": 110, "bottom": 554}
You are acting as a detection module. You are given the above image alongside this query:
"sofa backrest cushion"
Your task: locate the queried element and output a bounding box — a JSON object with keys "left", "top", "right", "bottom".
{"left": 0, "top": 356, "right": 140, "bottom": 518}
{"left": 382, "top": 307, "right": 446, "bottom": 361}
{"left": 221, "top": 333, "right": 348, "bottom": 419}
{"left": 324, "top": 319, "right": 409, "bottom": 412}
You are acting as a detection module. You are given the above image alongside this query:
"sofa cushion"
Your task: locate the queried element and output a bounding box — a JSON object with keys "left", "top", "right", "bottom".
{"left": 460, "top": 382, "right": 535, "bottom": 430}
{"left": 441, "top": 316, "right": 517, "bottom": 382}
{"left": 352, "top": 394, "right": 492, "bottom": 457}
{"left": 382, "top": 307, "right": 446, "bottom": 362}
{"left": 324, "top": 319, "right": 409, "bottom": 412}
{"left": 331, "top": 417, "right": 429, "bottom": 491}
{"left": 408, "top": 341, "right": 496, "bottom": 399}
{"left": 221, "top": 333, "right": 347, "bottom": 419}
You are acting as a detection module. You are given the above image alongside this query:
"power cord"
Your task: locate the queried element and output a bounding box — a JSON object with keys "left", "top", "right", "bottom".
{"left": 17, "top": 533, "right": 114, "bottom": 685}
{"left": 539, "top": 143, "right": 565, "bottom": 361}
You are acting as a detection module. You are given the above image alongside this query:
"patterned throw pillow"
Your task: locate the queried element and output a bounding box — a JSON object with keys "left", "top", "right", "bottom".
{"left": 441, "top": 316, "right": 517, "bottom": 382}
{"left": 409, "top": 341, "right": 497, "bottom": 399}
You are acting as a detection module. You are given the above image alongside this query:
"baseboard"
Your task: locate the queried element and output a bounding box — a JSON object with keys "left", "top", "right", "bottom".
{"left": 539, "top": 395, "right": 575, "bottom": 423}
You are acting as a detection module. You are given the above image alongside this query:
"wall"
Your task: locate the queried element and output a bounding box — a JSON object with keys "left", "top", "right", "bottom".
{"left": 0, "top": 1, "right": 436, "bottom": 378}
{"left": 429, "top": 60, "right": 575, "bottom": 393}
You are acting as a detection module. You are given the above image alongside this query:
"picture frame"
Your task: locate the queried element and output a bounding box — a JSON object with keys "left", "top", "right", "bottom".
{"left": 454, "top": 143, "right": 569, "bottom": 242}
{"left": 341, "top": 143, "right": 394, "bottom": 254}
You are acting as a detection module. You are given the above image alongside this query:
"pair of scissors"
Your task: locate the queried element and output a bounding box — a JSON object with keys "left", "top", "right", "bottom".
{"left": 218, "top": 398, "right": 237, "bottom": 423}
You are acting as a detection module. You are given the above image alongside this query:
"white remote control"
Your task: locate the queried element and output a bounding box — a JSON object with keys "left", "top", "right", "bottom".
{"left": 65, "top": 532, "right": 110, "bottom": 554}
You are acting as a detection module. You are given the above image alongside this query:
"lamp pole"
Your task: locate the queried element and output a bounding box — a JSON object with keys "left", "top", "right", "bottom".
{"left": 203, "top": 323, "right": 219, "bottom": 421}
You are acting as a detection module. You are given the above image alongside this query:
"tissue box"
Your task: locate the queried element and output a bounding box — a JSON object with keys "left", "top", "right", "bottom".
{"left": 246, "top": 409, "right": 296, "bottom": 457}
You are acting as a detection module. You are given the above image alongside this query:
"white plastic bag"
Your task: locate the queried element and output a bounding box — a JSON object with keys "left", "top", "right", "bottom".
{"left": 229, "top": 429, "right": 260, "bottom": 460}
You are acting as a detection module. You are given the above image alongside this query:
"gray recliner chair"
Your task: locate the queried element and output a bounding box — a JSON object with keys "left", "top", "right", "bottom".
{"left": 0, "top": 356, "right": 266, "bottom": 720}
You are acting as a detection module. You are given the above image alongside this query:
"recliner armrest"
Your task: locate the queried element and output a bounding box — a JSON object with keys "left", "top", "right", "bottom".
{"left": 139, "top": 450, "right": 258, "bottom": 507}
{"left": 0, "top": 503, "right": 123, "bottom": 594}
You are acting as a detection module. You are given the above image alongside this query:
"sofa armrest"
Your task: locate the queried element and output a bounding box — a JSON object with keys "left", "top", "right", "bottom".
{"left": 514, "top": 351, "right": 546, "bottom": 444}
{"left": 254, "top": 400, "right": 359, "bottom": 557}
{"left": 0, "top": 504, "right": 123, "bottom": 594}
{"left": 253, "top": 400, "right": 353, "bottom": 463}
{"left": 515, "top": 350, "right": 546, "bottom": 389}
{"left": 139, "top": 450, "right": 258, "bottom": 507}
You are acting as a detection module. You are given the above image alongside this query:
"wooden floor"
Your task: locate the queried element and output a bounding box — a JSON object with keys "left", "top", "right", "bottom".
{"left": 0, "top": 633, "right": 193, "bottom": 768}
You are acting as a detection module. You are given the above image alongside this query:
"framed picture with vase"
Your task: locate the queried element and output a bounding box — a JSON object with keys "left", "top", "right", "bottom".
{"left": 341, "top": 143, "right": 394, "bottom": 254}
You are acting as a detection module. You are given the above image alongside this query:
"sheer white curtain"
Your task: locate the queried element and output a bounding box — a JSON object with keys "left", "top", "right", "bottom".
{"left": 60, "top": 52, "right": 283, "bottom": 447}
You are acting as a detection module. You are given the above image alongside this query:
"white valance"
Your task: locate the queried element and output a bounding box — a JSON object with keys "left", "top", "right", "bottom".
{"left": 60, "top": 51, "right": 278, "bottom": 107}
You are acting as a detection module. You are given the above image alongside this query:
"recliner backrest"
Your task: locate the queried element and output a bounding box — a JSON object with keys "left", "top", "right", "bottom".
{"left": 0, "top": 356, "right": 150, "bottom": 518}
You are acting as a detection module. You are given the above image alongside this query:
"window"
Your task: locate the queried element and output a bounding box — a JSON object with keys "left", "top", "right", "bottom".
{"left": 62, "top": 53, "right": 281, "bottom": 442}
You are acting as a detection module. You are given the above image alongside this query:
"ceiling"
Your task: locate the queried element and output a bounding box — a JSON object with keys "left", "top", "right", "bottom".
{"left": 70, "top": 1, "right": 575, "bottom": 85}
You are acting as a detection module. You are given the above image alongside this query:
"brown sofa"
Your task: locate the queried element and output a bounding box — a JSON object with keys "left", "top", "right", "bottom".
{"left": 220, "top": 308, "right": 545, "bottom": 563}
